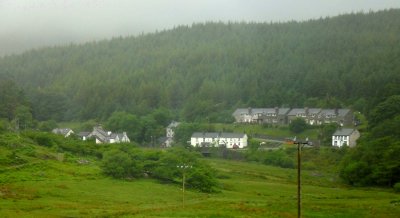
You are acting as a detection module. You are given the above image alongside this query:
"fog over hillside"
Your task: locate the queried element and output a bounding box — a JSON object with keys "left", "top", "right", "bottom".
{"left": 1, "top": 0, "right": 400, "bottom": 56}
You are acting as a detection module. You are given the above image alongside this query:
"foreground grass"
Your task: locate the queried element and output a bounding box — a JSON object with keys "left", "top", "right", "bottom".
{"left": 1, "top": 155, "right": 399, "bottom": 217}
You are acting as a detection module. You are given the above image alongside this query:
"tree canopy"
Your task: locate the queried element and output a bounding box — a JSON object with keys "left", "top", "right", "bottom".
{"left": 0, "top": 10, "right": 399, "bottom": 122}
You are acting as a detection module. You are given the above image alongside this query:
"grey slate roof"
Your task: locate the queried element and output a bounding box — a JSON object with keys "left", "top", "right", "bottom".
{"left": 220, "top": 133, "right": 246, "bottom": 138}
{"left": 278, "top": 108, "right": 291, "bottom": 115}
{"left": 191, "top": 132, "right": 246, "bottom": 138}
{"left": 308, "top": 108, "right": 322, "bottom": 114}
{"left": 191, "top": 132, "right": 219, "bottom": 138}
{"left": 321, "top": 109, "right": 336, "bottom": 116}
{"left": 232, "top": 108, "right": 248, "bottom": 116}
{"left": 233, "top": 108, "right": 287, "bottom": 116}
{"left": 333, "top": 128, "right": 356, "bottom": 136}
{"left": 287, "top": 108, "right": 305, "bottom": 116}
{"left": 78, "top": 132, "right": 90, "bottom": 137}
{"left": 338, "top": 109, "right": 351, "bottom": 117}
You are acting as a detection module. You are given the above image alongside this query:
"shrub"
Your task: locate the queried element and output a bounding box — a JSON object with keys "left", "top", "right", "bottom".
{"left": 102, "top": 149, "right": 137, "bottom": 178}
{"left": 23, "top": 131, "right": 60, "bottom": 147}
{"left": 187, "top": 166, "right": 219, "bottom": 193}
{"left": 394, "top": 183, "right": 400, "bottom": 192}
{"left": 289, "top": 118, "right": 308, "bottom": 134}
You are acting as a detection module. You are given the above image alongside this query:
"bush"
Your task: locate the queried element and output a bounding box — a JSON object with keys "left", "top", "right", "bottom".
{"left": 339, "top": 161, "right": 370, "bottom": 186}
{"left": 24, "top": 131, "right": 60, "bottom": 147}
{"left": 289, "top": 118, "right": 308, "bottom": 134}
{"left": 187, "top": 166, "right": 219, "bottom": 193}
{"left": 38, "top": 120, "right": 58, "bottom": 131}
{"left": 100, "top": 146, "right": 220, "bottom": 192}
{"left": 0, "top": 119, "right": 9, "bottom": 133}
{"left": 102, "top": 149, "right": 142, "bottom": 178}
{"left": 394, "top": 183, "right": 400, "bottom": 192}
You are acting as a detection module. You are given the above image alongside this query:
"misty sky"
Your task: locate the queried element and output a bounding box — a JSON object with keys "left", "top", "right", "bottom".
{"left": 1, "top": 0, "right": 400, "bottom": 56}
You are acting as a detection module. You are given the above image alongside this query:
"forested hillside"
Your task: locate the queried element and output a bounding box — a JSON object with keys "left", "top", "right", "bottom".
{"left": 0, "top": 9, "right": 399, "bottom": 122}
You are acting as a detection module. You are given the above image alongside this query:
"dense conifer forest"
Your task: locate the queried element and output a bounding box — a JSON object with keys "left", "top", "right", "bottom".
{"left": 1, "top": 9, "right": 400, "bottom": 188}
{"left": 0, "top": 9, "right": 399, "bottom": 122}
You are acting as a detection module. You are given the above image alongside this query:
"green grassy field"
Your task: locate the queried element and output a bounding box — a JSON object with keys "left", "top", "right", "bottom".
{"left": 1, "top": 147, "right": 399, "bottom": 218}
{"left": 213, "top": 123, "right": 319, "bottom": 140}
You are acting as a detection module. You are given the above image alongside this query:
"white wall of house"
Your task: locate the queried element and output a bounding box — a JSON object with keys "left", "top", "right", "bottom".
{"left": 190, "top": 133, "right": 247, "bottom": 148}
{"left": 190, "top": 137, "right": 217, "bottom": 146}
{"left": 332, "top": 135, "right": 350, "bottom": 147}
{"left": 219, "top": 136, "right": 248, "bottom": 148}
{"left": 332, "top": 129, "right": 360, "bottom": 147}
{"left": 120, "top": 136, "right": 130, "bottom": 142}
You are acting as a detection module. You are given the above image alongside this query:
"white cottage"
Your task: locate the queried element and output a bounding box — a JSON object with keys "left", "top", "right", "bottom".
{"left": 332, "top": 128, "right": 360, "bottom": 147}
{"left": 190, "top": 132, "right": 248, "bottom": 149}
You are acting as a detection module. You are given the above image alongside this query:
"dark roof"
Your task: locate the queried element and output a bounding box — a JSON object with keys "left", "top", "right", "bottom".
{"left": 287, "top": 108, "right": 305, "bottom": 116}
{"left": 233, "top": 108, "right": 288, "bottom": 116}
{"left": 234, "top": 107, "right": 351, "bottom": 117}
{"left": 308, "top": 108, "right": 322, "bottom": 114}
{"left": 338, "top": 109, "right": 351, "bottom": 117}
{"left": 78, "top": 132, "right": 90, "bottom": 137}
{"left": 191, "top": 132, "right": 246, "bottom": 139}
{"left": 191, "top": 132, "right": 219, "bottom": 138}
{"left": 278, "top": 108, "right": 291, "bottom": 115}
{"left": 321, "top": 109, "right": 336, "bottom": 115}
{"left": 333, "top": 128, "right": 356, "bottom": 136}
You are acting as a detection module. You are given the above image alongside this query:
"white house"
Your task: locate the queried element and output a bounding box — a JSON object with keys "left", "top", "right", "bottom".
{"left": 52, "top": 128, "right": 74, "bottom": 137}
{"left": 190, "top": 132, "right": 248, "bottom": 149}
{"left": 190, "top": 132, "right": 219, "bottom": 147}
{"left": 332, "top": 128, "right": 360, "bottom": 147}
{"left": 218, "top": 133, "right": 248, "bottom": 148}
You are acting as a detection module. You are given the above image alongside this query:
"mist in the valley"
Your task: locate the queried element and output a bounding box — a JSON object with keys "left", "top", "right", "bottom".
{"left": 1, "top": 0, "right": 399, "bottom": 56}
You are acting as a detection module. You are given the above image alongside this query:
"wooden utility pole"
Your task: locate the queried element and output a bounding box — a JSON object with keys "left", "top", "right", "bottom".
{"left": 294, "top": 137, "right": 309, "bottom": 218}
{"left": 177, "top": 164, "right": 192, "bottom": 208}
{"left": 297, "top": 141, "right": 301, "bottom": 218}
{"left": 182, "top": 170, "right": 185, "bottom": 208}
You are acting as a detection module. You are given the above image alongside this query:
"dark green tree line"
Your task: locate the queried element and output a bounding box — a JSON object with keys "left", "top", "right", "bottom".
{"left": 0, "top": 10, "right": 399, "bottom": 122}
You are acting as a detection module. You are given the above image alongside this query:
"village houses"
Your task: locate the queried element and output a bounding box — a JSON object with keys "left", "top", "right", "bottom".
{"left": 233, "top": 107, "right": 353, "bottom": 126}
{"left": 79, "top": 125, "right": 130, "bottom": 144}
{"left": 190, "top": 132, "right": 248, "bottom": 149}
{"left": 53, "top": 125, "right": 130, "bottom": 144}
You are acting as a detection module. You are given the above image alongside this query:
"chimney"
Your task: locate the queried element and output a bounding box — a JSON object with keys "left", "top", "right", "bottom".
{"left": 275, "top": 107, "right": 279, "bottom": 115}
{"left": 305, "top": 107, "right": 309, "bottom": 115}
{"left": 248, "top": 107, "right": 252, "bottom": 115}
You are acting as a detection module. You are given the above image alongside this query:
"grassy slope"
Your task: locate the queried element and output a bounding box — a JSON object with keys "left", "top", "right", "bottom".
{"left": 1, "top": 144, "right": 399, "bottom": 218}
